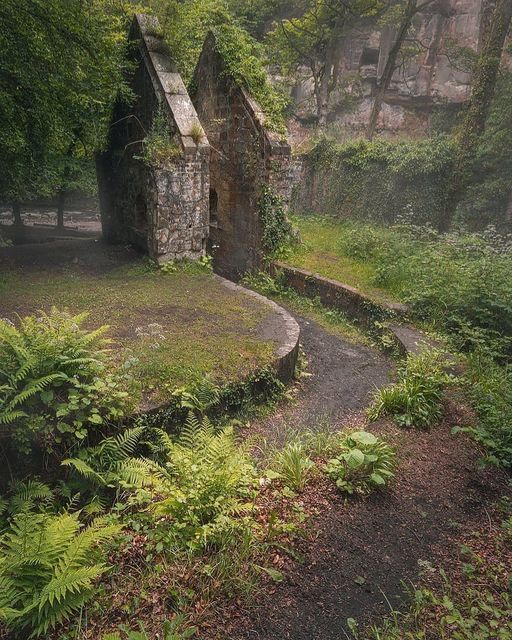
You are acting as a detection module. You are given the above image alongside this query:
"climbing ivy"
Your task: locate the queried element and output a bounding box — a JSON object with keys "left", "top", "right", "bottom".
{"left": 298, "top": 136, "right": 456, "bottom": 228}
{"left": 150, "top": 0, "right": 287, "bottom": 135}
{"left": 258, "top": 185, "right": 293, "bottom": 256}
{"left": 213, "top": 24, "right": 288, "bottom": 135}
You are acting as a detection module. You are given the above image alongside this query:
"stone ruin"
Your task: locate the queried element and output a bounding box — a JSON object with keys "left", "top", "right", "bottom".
{"left": 97, "top": 14, "right": 291, "bottom": 278}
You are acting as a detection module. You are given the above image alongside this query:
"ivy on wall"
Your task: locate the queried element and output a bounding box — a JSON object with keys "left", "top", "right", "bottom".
{"left": 258, "top": 185, "right": 293, "bottom": 256}
{"left": 296, "top": 136, "right": 457, "bottom": 228}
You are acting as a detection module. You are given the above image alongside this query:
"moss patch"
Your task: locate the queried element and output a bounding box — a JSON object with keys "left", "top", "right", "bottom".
{"left": 0, "top": 263, "right": 276, "bottom": 408}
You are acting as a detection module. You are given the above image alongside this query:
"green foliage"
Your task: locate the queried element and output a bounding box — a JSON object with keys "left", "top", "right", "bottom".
{"left": 294, "top": 216, "right": 512, "bottom": 357}
{"left": 103, "top": 615, "right": 196, "bottom": 640}
{"left": 272, "top": 441, "right": 315, "bottom": 490}
{"left": 129, "top": 413, "right": 256, "bottom": 554}
{"left": 0, "top": 309, "right": 133, "bottom": 459}
{"left": 62, "top": 426, "right": 157, "bottom": 504}
{"left": 368, "top": 350, "right": 450, "bottom": 429}
{"left": 457, "top": 354, "right": 512, "bottom": 468}
{"left": 458, "top": 71, "right": 512, "bottom": 230}
{"left": 0, "top": 511, "right": 120, "bottom": 637}
{"left": 150, "top": 0, "right": 287, "bottom": 133}
{"left": 259, "top": 185, "right": 294, "bottom": 257}
{"left": 298, "top": 136, "right": 456, "bottom": 227}
{"left": 325, "top": 431, "right": 395, "bottom": 495}
{"left": 0, "top": 0, "right": 132, "bottom": 202}
{"left": 139, "top": 105, "right": 181, "bottom": 166}
{"left": 212, "top": 24, "right": 288, "bottom": 134}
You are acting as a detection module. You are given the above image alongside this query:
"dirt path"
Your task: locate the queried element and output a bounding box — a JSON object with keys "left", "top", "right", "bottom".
{"left": 253, "top": 313, "right": 392, "bottom": 436}
{"left": 232, "top": 315, "right": 509, "bottom": 640}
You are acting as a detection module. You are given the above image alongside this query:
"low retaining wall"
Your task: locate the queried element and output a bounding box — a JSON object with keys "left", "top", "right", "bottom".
{"left": 218, "top": 275, "right": 301, "bottom": 382}
{"left": 270, "top": 261, "right": 437, "bottom": 358}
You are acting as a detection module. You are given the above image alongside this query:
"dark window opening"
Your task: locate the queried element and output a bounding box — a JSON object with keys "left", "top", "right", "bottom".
{"left": 360, "top": 47, "right": 380, "bottom": 66}
{"left": 209, "top": 188, "right": 218, "bottom": 225}
{"left": 135, "top": 194, "right": 148, "bottom": 233}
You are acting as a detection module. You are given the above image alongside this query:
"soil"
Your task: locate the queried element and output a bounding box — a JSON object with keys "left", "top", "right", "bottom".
{"left": 226, "top": 316, "right": 510, "bottom": 640}
{"left": 252, "top": 313, "right": 393, "bottom": 438}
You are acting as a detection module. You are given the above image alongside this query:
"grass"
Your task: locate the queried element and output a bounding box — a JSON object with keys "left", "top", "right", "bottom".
{"left": 0, "top": 262, "right": 277, "bottom": 407}
{"left": 284, "top": 215, "right": 396, "bottom": 304}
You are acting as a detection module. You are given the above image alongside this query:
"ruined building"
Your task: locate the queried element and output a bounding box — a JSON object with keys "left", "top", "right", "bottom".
{"left": 97, "top": 15, "right": 291, "bottom": 278}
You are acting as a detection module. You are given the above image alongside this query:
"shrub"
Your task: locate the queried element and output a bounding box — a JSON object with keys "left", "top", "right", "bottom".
{"left": 456, "top": 354, "right": 512, "bottom": 468}
{"left": 367, "top": 350, "right": 450, "bottom": 429}
{"left": 325, "top": 431, "right": 396, "bottom": 495}
{"left": 129, "top": 413, "right": 256, "bottom": 554}
{"left": 272, "top": 441, "right": 314, "bottom": 491}
{"left": 0, "top": 511, "right": 120, "bottom": 637}
{"left": 0, "top": 308, "right": 134, "bottom": 459}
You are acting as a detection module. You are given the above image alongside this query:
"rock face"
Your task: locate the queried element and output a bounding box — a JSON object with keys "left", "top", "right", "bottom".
{"left": 291, "top": 0, "right": 487, "bottom": 135}
{"left": 96, "top": 15, "right": 210, "bottom": 264}
{"left": 191, "top": 33, "right": 292, "bottom": 279}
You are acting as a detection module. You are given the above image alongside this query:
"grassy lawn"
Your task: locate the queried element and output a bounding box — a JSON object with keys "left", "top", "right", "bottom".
{"left": 0, "top": 260, "right": 276, "bottom": 408}
{"left": 284, "top": 215, "right": 396, "bottom": 304}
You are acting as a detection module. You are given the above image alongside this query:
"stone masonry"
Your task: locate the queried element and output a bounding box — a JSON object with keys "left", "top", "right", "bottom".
{"left": 97, "top": 17, "right": 292, "bottom": 276}
{"left": 191, "top": 32, "right": 292, "bottom": 279}
{"left": 97, "top": 15, "right": 209, "bottom": 264}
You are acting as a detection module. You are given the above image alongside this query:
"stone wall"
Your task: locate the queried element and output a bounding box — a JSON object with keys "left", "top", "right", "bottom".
{"left": 97, "top": 15, "right": 209, "bottom": 263}
{"left": 191, "top": 32, "right": 292, "bottom": 279}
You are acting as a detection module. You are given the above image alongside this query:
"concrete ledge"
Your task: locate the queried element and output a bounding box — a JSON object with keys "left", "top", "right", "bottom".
{"left": 271, "top": 261, "right": 408, "bottom": 325}
{"left": 217, "top": 275, "right": 301, "bottom": 382}
{"left": 270, "top": 261, "right": 439, "bottom": 359}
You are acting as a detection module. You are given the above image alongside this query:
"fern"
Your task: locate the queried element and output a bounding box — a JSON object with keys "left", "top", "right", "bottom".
{"left": 0, "top": 310, "right": 132, "bottom": 460}
{"left": 132, "top": 413, "right": 256, "bottom": 552}
{"left": 0, "top": 511, "right": 120, "bottom": 637}
{"left": 62, "top": 427, "right": 156, "bottom": 496}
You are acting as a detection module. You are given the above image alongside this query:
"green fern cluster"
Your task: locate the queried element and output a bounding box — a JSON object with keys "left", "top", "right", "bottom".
{"left": 0, "top": 308, "right": 133, "bottom": 458}
{"left": 130, "top": 414, "right": 256, "bottom": 553}
{"left": 62, "top": 426, "right": 158, "bottom": 510}
{"left": 0, "top": 511, "right": 120, "bottom": 637}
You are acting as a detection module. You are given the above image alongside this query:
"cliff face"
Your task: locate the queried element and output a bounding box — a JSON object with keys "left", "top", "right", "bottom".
{"left": 289, "top": 0, "right": 488, "bottom": 137}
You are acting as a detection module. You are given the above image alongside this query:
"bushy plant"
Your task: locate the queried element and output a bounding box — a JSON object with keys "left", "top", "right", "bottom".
{"left": 367, "top": 350, "right": 450, "bottom": 429}
{"left": 0, "top": 511, "right": 120, "bottom": 637}
{"left": 129, "top": 413, "right": 256, "bottom": 553}
{"left": 62, "top": 427, "right": 157, "bottom": 508}
{"left": 272, "top": 441, "right": 314, "bottom": 491}
{"left": 0, "top": 309, "right": 134, "bottom": 458}
{"left": 325, "top": 431, "right": 395, "bottom": 495}
{"left": 456, "top": 354, "right": 512, "bottom": 468}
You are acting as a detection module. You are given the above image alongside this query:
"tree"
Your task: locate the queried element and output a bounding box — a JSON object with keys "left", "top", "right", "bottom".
{"left": 268, "top": 0, "right": 383, "bottom": 126}
{"left": 0, "top": 0, "right": 132, "bottom": 226}
{"left": 365, "top": 0, "right": 436, "bottom": 140}
{"left": 442, "top": 0, "right": 512, "bottom": 229}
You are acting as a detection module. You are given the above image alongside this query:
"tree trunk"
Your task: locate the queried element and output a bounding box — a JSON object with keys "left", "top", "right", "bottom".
{"left": 57, "top": 189, "right": 66, "bottom": 229}
{"left": 317, "top": 16, "right": 344, "bottom": 126}
{"left": 12, "top": 201, "right": 22, "bottom": 226}
{"left": 366, "top": 0, "right": 416, "bottom": 140}
{"left": 441, "top": 0, "right": 512, "bottom": 230}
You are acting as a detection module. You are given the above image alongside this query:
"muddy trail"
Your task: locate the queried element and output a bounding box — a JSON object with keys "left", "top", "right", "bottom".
{"left": 231, "top": 314, "right": 509, "bottom": 640}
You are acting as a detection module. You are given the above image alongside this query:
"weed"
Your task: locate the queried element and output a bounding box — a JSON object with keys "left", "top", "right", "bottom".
{"left": 368, "top": 349, "right": 451, "bottom": 429}
{"left": 271, "top": 441, "right": 315, "bottom": 491}
{"left": 325, "top": 431, "right": 396, "bottom": 495}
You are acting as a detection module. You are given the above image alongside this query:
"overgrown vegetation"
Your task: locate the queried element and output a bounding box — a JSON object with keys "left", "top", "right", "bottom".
{"left": 0, "top": 309, "right": 134, "bottom": 464}
{"left": 325, "top": 430, "right": 396, "bottom": 495}
{"left": 368, "top": 350, "right": 450, "bottom": 429}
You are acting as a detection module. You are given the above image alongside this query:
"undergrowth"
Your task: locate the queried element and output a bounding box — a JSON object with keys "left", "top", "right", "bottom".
{"left": 368, "top": 350, "right": 451, "bottom": 429}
